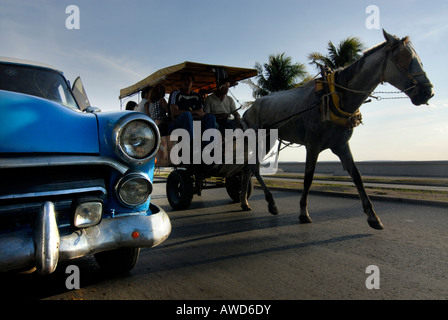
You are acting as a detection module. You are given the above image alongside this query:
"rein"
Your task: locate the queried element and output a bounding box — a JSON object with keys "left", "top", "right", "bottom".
{"left": 317, "top": 76, "right": 417, "bottom": 102}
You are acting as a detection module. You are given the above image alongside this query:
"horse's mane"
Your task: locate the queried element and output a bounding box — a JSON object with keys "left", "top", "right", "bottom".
{"left": 336, "top": 36, "right": 411, "bottom": 86}
{"left": 335, "top": 41, "right": 388, "bottom": 86}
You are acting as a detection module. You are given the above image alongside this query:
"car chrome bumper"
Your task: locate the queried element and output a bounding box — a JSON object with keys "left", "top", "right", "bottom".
{"left": 0, "top": 202, "right": 171, "bottom": 274}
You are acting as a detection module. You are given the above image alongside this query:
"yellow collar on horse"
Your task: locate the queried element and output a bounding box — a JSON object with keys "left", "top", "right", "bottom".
{"left": 315, "top": 72, "right": 362, "bottom": 129}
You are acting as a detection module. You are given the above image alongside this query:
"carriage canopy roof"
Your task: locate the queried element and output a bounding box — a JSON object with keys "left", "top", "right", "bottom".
{"left": 119, "top": 61, "right": 258, "bottom": 99}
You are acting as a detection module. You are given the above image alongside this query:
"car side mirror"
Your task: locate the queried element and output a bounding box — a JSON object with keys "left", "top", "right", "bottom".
{"left": 72, "top": 76, "right": 91, "bottom": 111}
{"left": 85, "top": 106, "right": 101, "bottom": 113}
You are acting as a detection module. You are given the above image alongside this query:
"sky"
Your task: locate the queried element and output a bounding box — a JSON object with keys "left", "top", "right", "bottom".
{"left": 1, "top": 0, "right": 447, "bottom": 162}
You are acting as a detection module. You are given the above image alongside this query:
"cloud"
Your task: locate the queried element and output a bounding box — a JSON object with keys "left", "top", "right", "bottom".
{"left": 56, "top": 49, "right": 146, "bottom": 86}
{"left": 435, "top": 126, "right": 448, "bottom": 133}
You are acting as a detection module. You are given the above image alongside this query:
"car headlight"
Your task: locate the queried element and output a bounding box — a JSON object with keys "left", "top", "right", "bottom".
{"left": 116, "top": 172, "right": 153, "bottom": 207}
{"left": 114, "top": 114, "right": 160, "bottom": 164}
{"left": 72, "top": 199, "right": 103, "bottom": 228}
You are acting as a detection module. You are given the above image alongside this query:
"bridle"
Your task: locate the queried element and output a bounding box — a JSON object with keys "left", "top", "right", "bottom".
{"left": 380, "top": 39, "right": 433, "bottom": 100}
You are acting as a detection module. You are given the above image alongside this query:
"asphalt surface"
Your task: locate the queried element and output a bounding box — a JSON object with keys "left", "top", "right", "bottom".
{"left": 256, "top": 174, "right": 448, "bottom": 207}
{"left": 261, "top": 174, "right": 448, "bottom": 192}
{"left": 3, "top": 182, "right": 446, "bottom": 301}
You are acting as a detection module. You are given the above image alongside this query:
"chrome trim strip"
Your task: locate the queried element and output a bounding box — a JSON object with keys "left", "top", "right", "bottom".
{"left": 0, "top": 186, "right": 107, "bottom": 201}
{"left": 0, "top": 155, "right": 129, "bottom": 174}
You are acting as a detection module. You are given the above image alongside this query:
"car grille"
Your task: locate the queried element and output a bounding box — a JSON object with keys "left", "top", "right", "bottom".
{"left": 0, "top": 164, "right": 109, "bottom": 232}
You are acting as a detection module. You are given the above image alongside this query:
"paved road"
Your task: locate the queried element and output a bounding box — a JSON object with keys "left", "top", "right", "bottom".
{"left": 261, "top": 175, "right": 448, "bottom": 192}
{"left": 3, "top": 183, "right": 447, "bottom": 300}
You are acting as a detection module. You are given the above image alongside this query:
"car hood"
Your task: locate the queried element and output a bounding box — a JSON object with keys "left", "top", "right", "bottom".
{"left": 0, "top": 90, "right": 99, "bottom": 154}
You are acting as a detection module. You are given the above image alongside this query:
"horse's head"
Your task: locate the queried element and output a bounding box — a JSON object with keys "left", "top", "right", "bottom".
{"left": 382, "top": 30, "right": 434, "bottom": 105}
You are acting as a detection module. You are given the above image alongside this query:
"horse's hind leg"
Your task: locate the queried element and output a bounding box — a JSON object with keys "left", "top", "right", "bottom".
{"left": 332, "top": 143, "right": 384, "bottom": 230}
{"left": 299, "top": 148, "right": 319, "bottom": 224}
{"left": 240, "top": 166, "right": 252, "bottom": 211}
{"left": 240, "top": 164, "right": 278, "bottom": 215}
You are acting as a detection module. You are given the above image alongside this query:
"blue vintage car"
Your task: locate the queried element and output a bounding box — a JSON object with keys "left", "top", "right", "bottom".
{"left": 0, "top": 57, "right": 171, "bottom": 274}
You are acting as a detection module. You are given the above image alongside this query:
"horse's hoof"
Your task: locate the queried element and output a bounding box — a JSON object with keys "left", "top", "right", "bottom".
{"left": 299, "top": 214, "right": 312, "bottom": 224}
{"left": 268, "top": 204, "right": 278, "bottom": 215}
{"left": 368, "top": 218, "right": 384, "bottom": 230}
{"left": 241, "top": 204, "right": 252, "bottom": 211}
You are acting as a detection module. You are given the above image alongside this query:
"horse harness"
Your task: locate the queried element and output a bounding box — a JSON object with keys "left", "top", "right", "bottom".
{"left": 241, "top": 36, "right": 433, "bottom": 159}
{"left": 313, "top": 38, "right": 433, "bottom": 128}
{"left": 315, "top": 72, "right": 363, "bottom": 129}
{"left": 245, "top": 37, "right": 433, "bottom": 136}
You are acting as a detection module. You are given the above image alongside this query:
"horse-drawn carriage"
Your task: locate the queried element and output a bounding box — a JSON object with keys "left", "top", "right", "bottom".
{"left": 119, "top": 62, "right": 259, "bottom": 210}
{"left": 119, "top": 31, "right": 434, "bottom": 231}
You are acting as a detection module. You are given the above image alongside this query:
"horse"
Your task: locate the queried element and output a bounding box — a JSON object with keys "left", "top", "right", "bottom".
{"left": 239, "top": 30, "right": 434, "bottom": 230}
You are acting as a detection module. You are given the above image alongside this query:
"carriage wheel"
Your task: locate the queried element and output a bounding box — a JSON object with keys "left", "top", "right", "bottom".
{"left": 225, "top": 174, "right": 254, "bottom": 203}
{"left": 166, "top": 170, "right": 194, "bottom": 210}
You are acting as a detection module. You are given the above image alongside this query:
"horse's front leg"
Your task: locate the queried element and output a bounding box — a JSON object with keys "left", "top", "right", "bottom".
{"left": 299, "top": 148, "right": 319, "bottom": 224}
{"left": 332, "top": 143, "right": 384, "bottom": 230}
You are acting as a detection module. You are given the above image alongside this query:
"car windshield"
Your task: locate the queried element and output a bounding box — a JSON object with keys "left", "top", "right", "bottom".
{"left": 0, "top": 63, "right": 79, "bottom": 110}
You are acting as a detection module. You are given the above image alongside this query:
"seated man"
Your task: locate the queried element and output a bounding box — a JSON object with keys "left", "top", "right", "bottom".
{"left": 168, "top": 72, "right": 216, "bottom": 145}
{"left": 204, "top": 79, "right": 240, "bottom": 134}
{"left": 135, "top": 86, "right": 151, "bottom": 115}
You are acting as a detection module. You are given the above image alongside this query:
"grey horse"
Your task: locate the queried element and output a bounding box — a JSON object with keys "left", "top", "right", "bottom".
{"left": 239, "top": 30, "right": 434, "bottom": 230}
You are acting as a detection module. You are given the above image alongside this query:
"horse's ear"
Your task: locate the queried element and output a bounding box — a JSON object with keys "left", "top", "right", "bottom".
{"left": 382, "top": 29, "right": 398, "bottom": 44}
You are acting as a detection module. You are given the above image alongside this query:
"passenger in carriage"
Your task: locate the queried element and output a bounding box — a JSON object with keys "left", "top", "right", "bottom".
{"left": 125, "top": 100, "right": 137, "bottom": 111}
{"left": 135, "top": 86, "right": 151, "bottom": 115}
{"left": 167, "top": 72, "right": 217, "bottom": 143}
{"left": 148, "top": 84, "right": 170, "bottom": 135}
{"left": 204, "top": 78, "right": 241, "bottom": 134}
{"left": 199, "top": 89, "right": 208, "bottom": 103}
